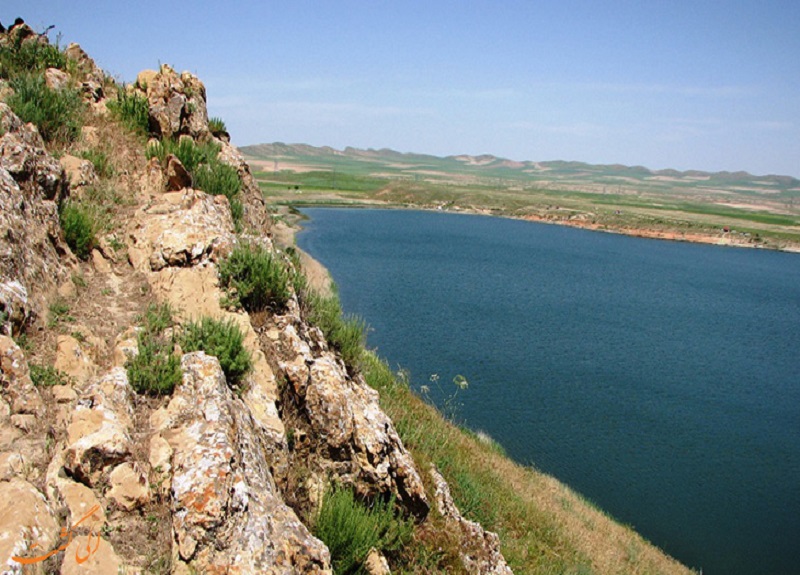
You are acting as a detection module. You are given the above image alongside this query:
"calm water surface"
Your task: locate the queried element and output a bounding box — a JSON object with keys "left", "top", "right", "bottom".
{"left": 297, "top": 208, "right": 800, "bottom": 575}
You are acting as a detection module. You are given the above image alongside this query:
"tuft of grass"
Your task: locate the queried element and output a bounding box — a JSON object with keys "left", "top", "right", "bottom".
{"left": 127, "top": 303, "right": 182, "bottom": 396}
{"left": 59, "top": 200, "right": 97, "bottom": 260}
{"left": 7, "top": 74, "right": 84, "bottom": 144}
{"left": 193, "top": 160, "right": 241, "bottom": 204}
{"left": 305, "top": 289, "right": 366, "bottom": 369}
{"left": 218, "top": 242, "right": 291, "bottom": 312}
{"left": 180, "top": 316, "right": 252, "bottom": 388}
{"left": 78, "top": 148, "right": 114, "bottom": 179}
{"left": 314, "top": 486, "right": 413, "bottom": 575}
{"left": 106, "top": 88, "right": 150, "bottom": 135}
{"left": 208, "top": 116, "right": 227, "bottom": 135}
{"left": 29, "top": 364, "right": 72, "bottom": 387}
{"left": 48, "top": 299, "right": 75, "bottom": 327}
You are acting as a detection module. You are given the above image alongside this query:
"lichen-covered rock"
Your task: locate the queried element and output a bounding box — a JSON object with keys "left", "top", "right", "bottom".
{"left": 430, "top": 466, "right": 514, "bottom": 575}
{"left": 216, "top": 138, "right": 271, "bottom": 234}
{"left": 64, "top": 368, "right": 134, "bottom": 486}
{"left": 54, "top": 335, "right": 97, "bottom": 386}
{"left": 161, "top": 352, "right": 332, "bottom": 573}
{"left": 142, "top": 65, "right": 209, "bottom": 140}
{"left": 0, "top": 104, "right": 71, "bottom": 326}
{"left": 127, "top": 189, "right": 235, "bottom": 272}
{"left": 59, "top": 154, "right": 97, "bottom": 194}
{"left": 280, "top": 323, "right": 429, "bottom": 519}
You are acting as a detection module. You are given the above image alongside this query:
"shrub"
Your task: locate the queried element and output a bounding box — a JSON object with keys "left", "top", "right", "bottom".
{"left": 180, "top": 316, "right": 252, "bottom": 387}
{"left": 59, "top": 200, "right": 97, "bottom": 260}
{"left": 127, "top": 303, "right": 182, "bottom": 396}
{"left": 314, "top": 487, "right": 413, "bottom": 574}
{"left": 107, "top": 88, "right": 150, "bottom": 135}
{"left": 218, "top": 243, "right": 291, "bottom": 312}
{"left": 29, "top": 364, "right": 72, "bottom": 387}
{"left": 145, "top": 137, "right": 219, "bottom": 174}
{"left": 7, "top": 74, "right": 84, "bottom": 144}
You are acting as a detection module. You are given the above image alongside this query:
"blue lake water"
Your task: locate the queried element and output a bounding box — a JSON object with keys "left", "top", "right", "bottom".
{"left": 296, "top": 208, "right": 800, "bottom": 575}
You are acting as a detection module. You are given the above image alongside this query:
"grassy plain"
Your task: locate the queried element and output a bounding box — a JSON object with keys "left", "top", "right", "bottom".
{"left": 243, "top": 143, "right": 800, "bottom": 251}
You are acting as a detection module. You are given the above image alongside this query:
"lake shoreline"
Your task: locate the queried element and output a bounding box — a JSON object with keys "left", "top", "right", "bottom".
{"left": 275, "top": 201, "right": 800, "bottom": 254}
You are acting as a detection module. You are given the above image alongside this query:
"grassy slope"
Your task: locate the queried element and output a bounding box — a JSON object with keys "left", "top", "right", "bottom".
{"left": 244, "top": 143, "right": 800, "bottom": 249}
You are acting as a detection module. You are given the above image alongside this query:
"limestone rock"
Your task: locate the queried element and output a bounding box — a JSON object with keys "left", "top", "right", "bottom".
{"left": 54, "top": 335, "right": 97, "bottom": 386}
{"left": 127, "top": 189, "right": 235, "bottom": 272}
{"left": 364, "top": 548, "right": 391, "bottom": 575}
{"left": 0, "top": 281, "right": 28, "bottom": 336}
{"left": 143, "top": 64, "right": 209, "bottom": 140}
{"left": 166, "top": 154, "right": 192, "bottom": 190}
{"left": 107, "top": 461, "right": 149, "bottom": 511}
{"left": 0, "top": 104, "right": 71, "bottom": 325}
{"left": 53, "top": 478, "right": 106, "bottom": 527}
{"left": 164, "top": 352, "right": 332, "bottom": 573}
{"left": 60, "top": 536, "right": 123, "bottom": 575}
{"left": 59, "top": 154, "right": 97, "bottom": 194}
{"left": 0, "top": 335, "right": 44, "bottom": 417}
{"left": 44, "top": 67, "right": 69, "bottom": 90}
{"left": 64, "top": 368, "right": 134, "bottom": 486}
{"left": 0, "top": 452, "right": 26, "bottom": 480}
{"left": 280, "top": 324, "right": 429, "bottom": 518}
{"left": 430, "top": 466, "right": 514, "bottom": 575}
{"left": 0, "top": 478, "right": 60, "bottom": 574}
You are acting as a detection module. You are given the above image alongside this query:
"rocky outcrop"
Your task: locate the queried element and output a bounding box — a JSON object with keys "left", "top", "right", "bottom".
{"left": 156, "top": 352, "right": 332, "bottom": 573}
{"left": 137, "top": 64, "right": 210, "bottom": 140}
{"left": 0, "top": 103, "right": 71, "bottom": 332}
{"left": 430, "top": 466, "right": 513, "bottom": 575}
{"left": 127, "top": 188, "right": 236, "bottom": 272}
{"left": 279, "top": 313, "right": 429, "bottom": 519}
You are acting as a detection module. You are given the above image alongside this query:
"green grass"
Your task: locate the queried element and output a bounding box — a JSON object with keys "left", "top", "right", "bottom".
{"left": 7, "top": 74, "right": 84, "bottom": 144}
{"left": 0, "top": 36, "right": 66, "bottom": 79}
{"left": 59, "top": 200, "right": 98, "bottom": 260}
{"left": 218, "top": 242, "right": 291, "bottom": 312}
{"left": 127, "top": 303, "right": 182, "bottom": 396}
{"left": 180, "top": 316, "right": 252, "bottom": 388}
{"left": 314, "top": 486, "right": 413, "bottom": 575}
{"left": 107, "top": 88, "right": 150, "bottom": 135}
{"left": 304, "top": 288, "right": 366, "bottom": 370}
{"left": 78, "top": 148, "right": 114, "bottom": 179}
{"left": 29, "top": 364, "right": 72, "bottom": 387}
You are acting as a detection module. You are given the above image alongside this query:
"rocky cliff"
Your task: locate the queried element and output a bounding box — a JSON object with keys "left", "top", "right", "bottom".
{"left": 0, "top": 20, "right": 512, "bottom": 574}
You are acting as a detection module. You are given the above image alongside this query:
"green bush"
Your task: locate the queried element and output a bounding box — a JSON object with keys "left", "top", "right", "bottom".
{"left": 59, "top": 201, "right": 97, "bottom": 260}
{"left": 29, "top": 364, "right": 72, "bottom": 387}
{"left": 314, "top": 487, "right": 413, "bottom": 574}
{"left": 180, "top": 316, "right": 252, "bottom": 387}
{"left": 107, "top": 88, "right": 150, "bottom": 135}
{"left": 7, "top": 74, "right": 84, "bottom": 144}
{"left": 306, "top": 289, "right": 366, "bottom": 369}
{"left": 127, "top": 303, "right": 182, "bottom": 396}
{"left": 145, "top": 137, "right": 219, "bottom": 173}
{"left": 218, "top": 243, "right": 291, "bottom": 312}
{"left": 0, "top": 38, "right": 66, "bottom": 79}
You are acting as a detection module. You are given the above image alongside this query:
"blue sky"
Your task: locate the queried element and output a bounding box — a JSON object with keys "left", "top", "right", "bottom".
{"left": 7, "top": 1, "right": 799, "bottom": 176}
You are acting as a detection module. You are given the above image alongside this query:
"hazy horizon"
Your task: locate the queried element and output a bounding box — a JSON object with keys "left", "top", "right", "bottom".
{"left": 7, "top": 1, "right": 799, "bottom": 178}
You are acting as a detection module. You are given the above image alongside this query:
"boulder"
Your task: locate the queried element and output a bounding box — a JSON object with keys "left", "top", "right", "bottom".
{"left": 59, "top": 154, "right": 97, "bottom": 193}
{"left": 430, "top": 466, "right": 514, "bottom": 575}
{"left": 165, "top": 154, "right": 192, "bottom": 191}
{"left": 60, "top": 536, "right": 123, "bottom": 575}
{"left": 162, "top": 352, "right": 332, "bottom": 573}
{"left": 0, "top": 478, "right": 60, "bottom": 574}
{"left": 143, "top": 65, "right": 209, "bottom": 140}
{"left": 44, "top": 67, "right": 69, "bottom": 91}
{"left": 64, "top": 368, "right": 134, "bottom": 486}
{"left": 107, "top": 461, "right": 149, "bottom": 511}
{"left": 127, "top": 189, "right": 235, "bottom": 272}
{"left": 54, "top": 335, "right": 97, "bottom": 386}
